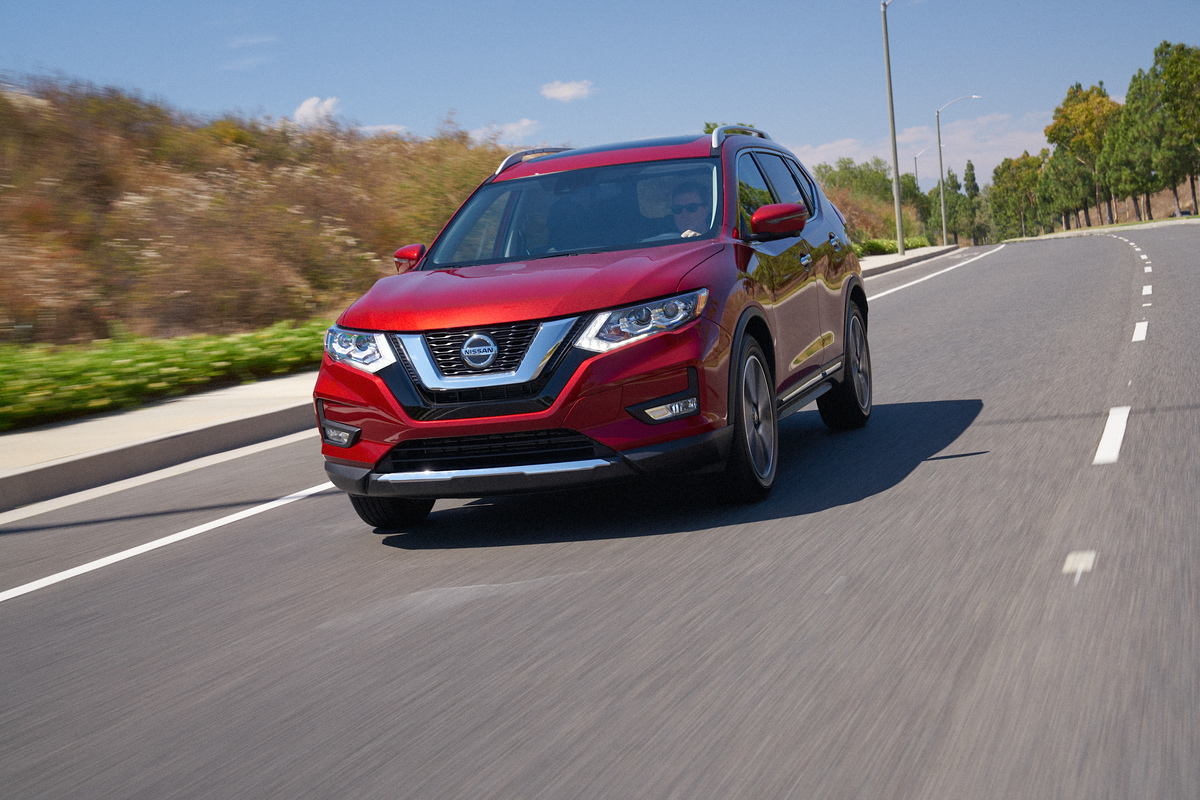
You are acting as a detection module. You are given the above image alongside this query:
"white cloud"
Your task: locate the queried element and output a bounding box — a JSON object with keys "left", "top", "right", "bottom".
{"left": 786, "top": 111, "right": 1054, "bottom": 190}
{"left": 540, "top": 80, "right": 593, "bottom": 102}
{"left": 470, "top": 118, "right": 539, "bottom": 144}
{"left": 294, "top": 96, "right": 339, "bottom": 127}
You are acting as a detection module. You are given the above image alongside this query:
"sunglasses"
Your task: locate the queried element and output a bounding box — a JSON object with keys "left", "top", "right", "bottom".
{"left": 672, "top": 203, "right": 706, "bottom": 214}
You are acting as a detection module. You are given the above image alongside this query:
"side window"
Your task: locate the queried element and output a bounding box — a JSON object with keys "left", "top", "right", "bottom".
{"left": 757, "top": 153, "right": 812, "bottom": 214}
{"left": 736, "top": 153, "right": 775, "bottom": 236}
{"left": 786, "top": 160, "right": 819, "bottom": 215}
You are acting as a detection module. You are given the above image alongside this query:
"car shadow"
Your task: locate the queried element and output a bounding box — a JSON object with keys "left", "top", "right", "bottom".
{"left": 381, "top": 399, "right": 984, "bottom": 550}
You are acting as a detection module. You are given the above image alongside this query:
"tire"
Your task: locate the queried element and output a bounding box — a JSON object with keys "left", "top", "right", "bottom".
{"left": 817, "top": 303, "right": 872, "bottom": 431}
{"left": 725, "top": 336, "right": 778, "bottom": 502}
{"left": 349, "top": 494, "right": 434, "bottom": 529}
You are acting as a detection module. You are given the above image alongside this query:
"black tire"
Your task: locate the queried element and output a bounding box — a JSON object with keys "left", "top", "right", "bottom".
{"left": 724, "top": 336, "right": 778, "bottom": 502}
{"left": 349, "top": 494, "right": 434, "bottom": 529}
{"left": 817, "top": 303, "right": 872, "bottom": 431}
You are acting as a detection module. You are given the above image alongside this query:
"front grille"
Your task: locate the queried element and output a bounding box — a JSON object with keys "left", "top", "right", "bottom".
{"left": 378, "top": 429, "right": 606, "bottom": 473}
{"left": 423, "top": 323, "right": 540, "bottom": 376}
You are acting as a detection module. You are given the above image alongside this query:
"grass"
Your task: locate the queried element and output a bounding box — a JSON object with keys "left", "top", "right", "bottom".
{"left": 0, "top": 319, "right": 329, "bottom": 432}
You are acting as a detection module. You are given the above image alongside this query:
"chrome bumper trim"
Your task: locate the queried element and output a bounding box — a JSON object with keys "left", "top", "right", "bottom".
{"left": 375, "top": 458, "right": 618, "bottom": 483}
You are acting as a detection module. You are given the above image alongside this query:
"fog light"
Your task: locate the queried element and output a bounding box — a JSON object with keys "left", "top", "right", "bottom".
{"left": 644, "top": 396, "right": 698, "bottom": 422}
{"left": 323, "top": 426, "right": 357, "bottom": 447}
{"left": 316, "top": 403, "right": 361, "bottom": 448}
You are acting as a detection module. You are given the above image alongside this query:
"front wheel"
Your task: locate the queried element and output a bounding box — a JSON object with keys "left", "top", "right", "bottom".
{"left": 724, "top": 336, "right": 778, "bottom": 502}
{"left": 349, "top": 494, "right": 434, "bottom": 529}
{"left": 817, "top": 304, "right": 871, "bottom": 431}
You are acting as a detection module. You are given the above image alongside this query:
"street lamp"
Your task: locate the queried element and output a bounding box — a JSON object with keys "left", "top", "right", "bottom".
{"left": 881, "top": 0, "right": 904, "bottom": 255}
{"left": 937, "top": 94, "right": 981, "bottom": 246}
{"left": 914, "top": 144, "right": 937, "bottom": 238}
{"left": 913, "top": 144, "right": 937, "bottom": 192}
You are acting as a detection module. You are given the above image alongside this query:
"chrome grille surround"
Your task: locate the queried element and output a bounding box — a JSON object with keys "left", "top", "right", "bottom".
{"left": 391, "top": 316, "right": 580, "bottom": 390}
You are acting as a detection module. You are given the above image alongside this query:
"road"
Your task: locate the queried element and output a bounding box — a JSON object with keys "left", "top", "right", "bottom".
{"left": 2, "top": 227, "right": 1198, "bottom": 798}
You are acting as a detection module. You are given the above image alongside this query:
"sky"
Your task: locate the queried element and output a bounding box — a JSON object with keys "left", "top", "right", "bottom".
{"left": 2, "top": 0, "right": 1198, "bottom": 192}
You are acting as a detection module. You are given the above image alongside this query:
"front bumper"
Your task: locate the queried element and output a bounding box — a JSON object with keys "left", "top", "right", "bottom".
{"left": 315, "top": 316, "right": 734, "bottom": 498}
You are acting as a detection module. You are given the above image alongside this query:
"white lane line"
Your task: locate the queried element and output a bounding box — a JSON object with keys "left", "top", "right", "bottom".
{"left": 1132, "top": 321, "right": 1148, "bottom": 341}
{"left": 1093, "top": 406, "right": 1131, "bottom": 465}
{"left": 868, "top": 244, "right": 1006, "bottom": 300}
{"left": 1063, "top": 551, "right": 1096, "bottom": 585}
{"left": 1143, "top": 303, "right": 1152, "bottom": 307}
{"left": 1145, "top": 266, "right": 1153, "bottom": 273}
{"left": 1140, "top": 254, "right": 1148, "bottom": 260}
{"left": 1142, "top": 285, "right": 1152, "bottom": 295}
{"left": 0, "top": 482, "right": 335, "bottom": 605}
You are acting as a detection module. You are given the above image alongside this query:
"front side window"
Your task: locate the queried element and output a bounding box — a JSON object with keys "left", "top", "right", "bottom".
{"left": 736, "top": 153, "right": 776, "bottom": 237}
{"left": 425, "top": 159, "right": 720, "bottom": 269}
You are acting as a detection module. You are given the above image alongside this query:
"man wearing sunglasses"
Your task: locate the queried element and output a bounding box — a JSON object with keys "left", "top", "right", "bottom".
{"left": 671, "top": 182, "right": 712, "bottom": 238}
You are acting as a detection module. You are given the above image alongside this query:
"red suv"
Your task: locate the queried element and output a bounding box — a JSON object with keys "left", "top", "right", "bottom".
{"left": 314, "top": 127, "right": 871, "bottom": 528}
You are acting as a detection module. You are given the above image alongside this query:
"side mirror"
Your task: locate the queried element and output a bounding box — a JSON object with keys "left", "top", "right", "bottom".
{"left": 749, "top": 203, "right": 808, "bottom": 239}
{"left": 393, "top": 244, "right": 426, "bottom": 273}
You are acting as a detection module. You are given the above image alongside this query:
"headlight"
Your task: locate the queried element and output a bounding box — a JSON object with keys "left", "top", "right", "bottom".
{"left": 576, "top": 289, "right": 709, "bottom": 353}
{"left": 324, "top": 326, "right": 397, "bottom": 373}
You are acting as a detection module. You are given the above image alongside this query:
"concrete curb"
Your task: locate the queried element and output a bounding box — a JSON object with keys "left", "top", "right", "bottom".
{"left": 859, "top": 245, "right": 959, "bottom": 277}
{"left": 0, "top": 403, "right": 315, "bottom": 513}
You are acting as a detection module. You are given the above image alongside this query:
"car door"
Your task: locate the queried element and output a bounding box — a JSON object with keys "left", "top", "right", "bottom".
{"left": 735, "top": 151, "right": 825, "bottom": 397}
{"left": 787, "top": 159, "right": 852, "bottom": 362}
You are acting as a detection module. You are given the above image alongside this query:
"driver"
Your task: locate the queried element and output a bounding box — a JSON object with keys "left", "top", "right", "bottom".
{"left": 672, "top": 183, "right": 712, "bottom": 238}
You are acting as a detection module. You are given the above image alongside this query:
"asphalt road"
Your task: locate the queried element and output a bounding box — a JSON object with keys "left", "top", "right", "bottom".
{"left": 2, "top": 227, "right": 1198, "bottom": 798}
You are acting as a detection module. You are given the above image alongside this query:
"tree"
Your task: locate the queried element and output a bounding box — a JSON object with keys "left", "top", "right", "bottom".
{"left": 1045, "top": 83, "right": 1121, "bottom": 224}
{"left": 991, "top": 151, "right": 1043, "bottom": 238}
{"left": 1160, "top": 42, "right": 1200, "bottom": 156}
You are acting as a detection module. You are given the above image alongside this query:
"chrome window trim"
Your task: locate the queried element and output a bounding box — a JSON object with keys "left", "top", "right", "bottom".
{"left": 394, "top": 316, "right": 579, "bottom": 390}
{"left": 375, "top": 458, "right": 617, "bottom": 483}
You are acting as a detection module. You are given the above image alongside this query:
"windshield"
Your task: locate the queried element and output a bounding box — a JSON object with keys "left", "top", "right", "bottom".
{"left": 424, "top": 159, "right": 720, "bottom": 269}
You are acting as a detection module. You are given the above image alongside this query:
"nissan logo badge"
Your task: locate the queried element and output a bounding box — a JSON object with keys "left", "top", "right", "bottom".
{"left": 461, "top": 333, "right": 498, "bottom": 369}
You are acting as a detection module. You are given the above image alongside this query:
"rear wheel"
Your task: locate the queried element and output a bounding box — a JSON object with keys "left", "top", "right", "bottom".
{"left": 725, "top": 336, "right": 777, "bottom": 502}
{"left": 817, "top": 304, "right": 871, "bottom": 431}
{"left": 349, "top": 494, "right": 434, "bottom": 529}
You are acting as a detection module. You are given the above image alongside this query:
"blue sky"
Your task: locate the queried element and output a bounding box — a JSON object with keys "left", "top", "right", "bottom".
{"left": 2, "top": 0, "right": 1198, "bottom": 191}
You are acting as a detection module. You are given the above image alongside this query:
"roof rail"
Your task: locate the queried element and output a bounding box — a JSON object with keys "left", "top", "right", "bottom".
{"left": 709, "top": 125, "right": 772, "bottom": 153}
{"left": 494, "top": 147, "right": 573, "bottom": 175}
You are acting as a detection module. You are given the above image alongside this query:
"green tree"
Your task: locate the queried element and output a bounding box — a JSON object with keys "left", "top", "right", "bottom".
{"left": 1160, "top": 42, "right": 1200, "bottom": 156}
{"left": 1045, "top": 83, "right": 1121, "bottom": 224}
{"left": 991, "top": 151, "right": 1043, "bottom": 238}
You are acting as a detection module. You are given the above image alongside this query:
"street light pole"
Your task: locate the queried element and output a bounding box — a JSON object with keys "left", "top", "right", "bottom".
{"left": 936, "top": 94, "right": 981, "bottom": 246}
{"left": 914, "top": 144, "right": 935, "bottom": 238}
{"left": 881, "top": 0, "right": 904, "bottom": 255}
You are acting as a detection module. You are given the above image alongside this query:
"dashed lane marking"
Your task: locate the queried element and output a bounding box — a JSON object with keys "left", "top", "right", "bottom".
{"left": 1063, "top": 551, "right": 1096, "bottom": 585}
{"left": 1133, "top": 321, "right": 1148, "bottom": 342}
{"left": 1093, "top": 407, "right": 1131, "bottom": 465}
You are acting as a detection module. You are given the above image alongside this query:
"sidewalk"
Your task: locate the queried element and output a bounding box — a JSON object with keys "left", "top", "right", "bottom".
{"left": 0, "top": 372, "right": 318, "bottom": 512}
{"left": 859, "top": 244, "right": 958, "bottom": 276}
{"left": 0, "top": 244, "right": 961, "bottom": 513}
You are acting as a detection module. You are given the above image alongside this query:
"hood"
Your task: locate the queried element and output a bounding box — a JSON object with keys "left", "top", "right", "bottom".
{"left": 340, "top": 242, "right": 724, "bottom": 331}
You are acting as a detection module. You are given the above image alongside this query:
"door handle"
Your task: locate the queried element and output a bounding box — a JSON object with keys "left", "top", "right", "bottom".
{"left": 800, "top": 253, "right": 812, "bottom": 269}
{"left": 829, "top": 232, "right": 841, "bottom": 250}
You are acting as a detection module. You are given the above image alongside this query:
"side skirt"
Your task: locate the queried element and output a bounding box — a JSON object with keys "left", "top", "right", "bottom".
{"left": 776, "top": 357, "right": 844, "bottom": 420}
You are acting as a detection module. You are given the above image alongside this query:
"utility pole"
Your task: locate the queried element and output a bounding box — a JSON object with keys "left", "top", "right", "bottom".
{"left": 881, "top": 0, "right": 904, "bottom": 254}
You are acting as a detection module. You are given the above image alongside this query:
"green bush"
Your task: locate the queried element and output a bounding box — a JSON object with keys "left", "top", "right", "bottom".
{"left": 0, "top": 319, "right": 330, "bottom": 432}
{"left": 852, "top": 235, "right": 931, "bottom": 257}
